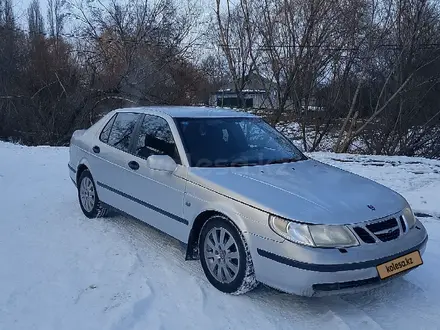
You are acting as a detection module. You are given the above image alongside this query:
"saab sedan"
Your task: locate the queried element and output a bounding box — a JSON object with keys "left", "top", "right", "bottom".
{"left": 68, "top": 106, "right": 428, "bottom": 296}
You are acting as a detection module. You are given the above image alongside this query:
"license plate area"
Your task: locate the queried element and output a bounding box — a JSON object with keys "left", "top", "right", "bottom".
{"left": 376, "top": 251, "right": 423, "bottom": 280}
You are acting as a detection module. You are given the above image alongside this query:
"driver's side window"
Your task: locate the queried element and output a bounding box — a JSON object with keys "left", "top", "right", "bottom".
{"left": 134, "top": 115, "right": 180, "bottom": 163}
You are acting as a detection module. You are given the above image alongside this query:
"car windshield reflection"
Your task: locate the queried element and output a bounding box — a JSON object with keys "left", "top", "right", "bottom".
{"left": 175, "top": 117, "right": 307, "bottom": 167}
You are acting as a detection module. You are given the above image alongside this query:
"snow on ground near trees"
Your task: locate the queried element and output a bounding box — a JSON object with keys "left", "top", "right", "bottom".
{"left": 1, "top": 141, "right": 440, "bottom": 330}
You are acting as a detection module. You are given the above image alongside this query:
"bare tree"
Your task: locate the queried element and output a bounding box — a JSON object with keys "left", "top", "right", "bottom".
{"left": 47, "top": 0, "right": 65, "bottom": 40}
{"left": 0, "top": 0, "right": 14, "bottom": 27}
{"left": 28, "top": 0, "right": 45, "bottom": 37}
{"left": 248, "top": 0, "right": 342, "bottom": 151}
{"left": 69, "top": 0, "right": 203, "bottom": 107}
{"left": 334, "top": 0, "right": 440, "bottom": 154}
{"left": 1, "top": 0, "right": 440, "bottom": 159}
{"left": 214, "top": 0, "right": 256, "bottom": 108}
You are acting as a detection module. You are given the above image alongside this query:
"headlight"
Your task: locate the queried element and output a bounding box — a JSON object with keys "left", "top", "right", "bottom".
{"left": 269, "top": 215, "right": 359, "bottom": 248}
{"left": 403, "top": 207, "right": 416, "bottom": 229}
{"left": 269, "top": 215, "right": 314, "bottom": 246}
{"left": 308, "top": 225, "right": 359, "bottom": 247}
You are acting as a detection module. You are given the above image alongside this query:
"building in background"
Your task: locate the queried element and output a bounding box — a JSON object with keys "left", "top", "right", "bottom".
{"left": 210, "top": 73, "right": 323, "bottom": 112}
{"left": 209, "top": 73, "right": 277, "bottom": 109}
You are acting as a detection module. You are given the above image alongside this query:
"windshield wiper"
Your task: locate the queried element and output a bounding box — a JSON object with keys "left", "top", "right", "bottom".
{"left": 212, "top": 162, "right": 260, "bottom": 168}
{"left": 230, "top": 162, "right": 260, "bottom": 167}
{"left": 265, "top": 158, "right": 299, "bottom": 165}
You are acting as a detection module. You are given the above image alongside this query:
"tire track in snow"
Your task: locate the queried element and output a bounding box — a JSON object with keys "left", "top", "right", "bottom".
{"left": 319, "top": 311, "right": 351, "bottom": 330}
{"left": 319, "top": 296, "right": 385, "bottom": 330}
{"left": 110, "top": 283, "right": 156, "bottom": 330}
{"left": 103, "top": 215, "right": 207, "bottom": 329}
{"left": 109, "top": 214, "right": 204, "bottom": 280}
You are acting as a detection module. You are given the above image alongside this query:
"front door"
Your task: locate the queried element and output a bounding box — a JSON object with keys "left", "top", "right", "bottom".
{"left": 123, "top": 114, "right": 188, "bottom": 242}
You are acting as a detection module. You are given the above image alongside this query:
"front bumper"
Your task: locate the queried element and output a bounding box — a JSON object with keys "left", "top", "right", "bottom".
{"left": 249, "top": 220, "right": 428, "bottom": 297}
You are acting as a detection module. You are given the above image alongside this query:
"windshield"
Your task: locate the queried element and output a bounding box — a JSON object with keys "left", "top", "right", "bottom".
{"left": 175, "top": 117, "right": 307, "bottom": 167}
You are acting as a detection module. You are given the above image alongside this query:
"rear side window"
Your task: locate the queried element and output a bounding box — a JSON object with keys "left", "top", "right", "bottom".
{"left": 105, "top": 112, "right": 141, "bottom": 153}
{"left": 99, "top": 114, "right": 117, "bottom": 143}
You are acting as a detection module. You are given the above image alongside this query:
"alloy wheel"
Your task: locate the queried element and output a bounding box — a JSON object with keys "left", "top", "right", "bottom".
{"left": 203, "top": 227, "right": 241, "bottom": 284}
{"left": 80, "top": 177, "right": 96, "bottom": 212}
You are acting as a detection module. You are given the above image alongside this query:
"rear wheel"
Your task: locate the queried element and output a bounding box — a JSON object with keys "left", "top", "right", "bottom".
{"left": 199, "top": 215, "right": 258, "bottom": 295}
{"left": 77, "top": 169, "right": 108, "bottom": 218}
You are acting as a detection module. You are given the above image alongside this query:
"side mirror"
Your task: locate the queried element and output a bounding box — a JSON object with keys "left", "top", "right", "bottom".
{"left": 147, "top": 155, "right": 177, "bottom": 173}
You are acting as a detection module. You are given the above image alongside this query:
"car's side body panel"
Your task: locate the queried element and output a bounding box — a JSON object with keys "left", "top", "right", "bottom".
{"left": 69, "top": 112, "right": 114, "bottom": 184}
{"left": 70, "top": 110, "right": 193, "bottom": 242}
{"left": 183, "top": 176, "right": 283, "bottom": 243}
{"left": 98, "top": 162, "right": 190, "bottom": 242}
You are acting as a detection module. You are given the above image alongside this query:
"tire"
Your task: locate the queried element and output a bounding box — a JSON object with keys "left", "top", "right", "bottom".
{"left": 77, "top": 169, "right": 108, "bottom": 219}
{"left": 199, "top": 215, "right": 258, "bottom": 295}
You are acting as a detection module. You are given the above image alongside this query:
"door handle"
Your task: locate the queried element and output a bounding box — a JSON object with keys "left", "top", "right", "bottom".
{"left": 92, "top": 146, "right": 100, "bottom": 154}
{"left": 128, "top": 161, "right": 140, "bottom": 170}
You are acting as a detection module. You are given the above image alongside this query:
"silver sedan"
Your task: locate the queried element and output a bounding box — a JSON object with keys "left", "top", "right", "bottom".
{"left": 68, "top": 106, "right": 428, "bottom": 297}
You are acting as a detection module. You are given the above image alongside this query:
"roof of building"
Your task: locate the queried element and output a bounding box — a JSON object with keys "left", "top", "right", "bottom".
{"left": 116, "top": 105, "right": 257, "bottom": 118}
{"left": 214, "top": 89, "right": 267, "bottom": 95}
{"left": 214, "top": 73, "right": 275, "bottom": 94}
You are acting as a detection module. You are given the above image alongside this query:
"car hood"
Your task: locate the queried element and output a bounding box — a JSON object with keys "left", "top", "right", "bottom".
{"left": 188, "top": 159, "right": 407, "bottom": 225}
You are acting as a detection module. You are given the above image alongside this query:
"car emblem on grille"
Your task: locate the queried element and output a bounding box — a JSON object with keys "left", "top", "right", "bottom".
{"left": 367, "top": 204, "right": 376, "bottom": 211}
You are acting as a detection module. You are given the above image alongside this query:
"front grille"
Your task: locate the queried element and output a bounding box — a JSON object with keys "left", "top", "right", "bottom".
{"left": 376, "top": 227, "right": 400, "bottom": 242}
{"left": 366, "top": 218, "right": 398, "bottom": 233}
{"left": 352, "top": 214, "right": 405, "bottom": 244}
{"left": 366, "top": 218, "right": 400, "bottom": 242}
{"left": 399, "top": 216, "right": 407, "bottom": 232}
{"left": 353, "top": 227, "right": 375, "bottom": 243}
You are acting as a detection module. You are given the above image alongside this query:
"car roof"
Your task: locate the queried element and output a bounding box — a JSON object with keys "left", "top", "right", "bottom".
{"left": 115, "top": 106, "right": 258, "bottom": 118}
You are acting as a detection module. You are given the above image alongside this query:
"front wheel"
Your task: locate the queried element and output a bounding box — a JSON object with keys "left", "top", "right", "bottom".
{"left": 199, "top": 215, "right": 258, "bottom": 295}
{"left": 77, "top": 169, "right": 108, "bottom": 218}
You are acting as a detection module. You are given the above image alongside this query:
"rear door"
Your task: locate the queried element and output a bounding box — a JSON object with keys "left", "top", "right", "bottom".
{"left": 90, "top": 111, "right": 143, "bottom": 211}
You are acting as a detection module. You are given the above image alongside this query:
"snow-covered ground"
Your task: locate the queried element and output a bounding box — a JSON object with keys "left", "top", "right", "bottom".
{"left": 276, "top": 121, "right": 366, "bottom": 153}
{"left": 1, "top": 141, "right": 439, "bottom": 330}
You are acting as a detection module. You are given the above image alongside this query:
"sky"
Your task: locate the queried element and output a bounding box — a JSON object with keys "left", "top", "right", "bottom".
{"left": 13, "top": 0, "right": 218, "bottom": 30}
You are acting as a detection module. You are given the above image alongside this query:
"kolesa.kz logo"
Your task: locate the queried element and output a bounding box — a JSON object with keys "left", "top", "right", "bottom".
{"left": 386, "top": 257, "right": 414, "bottom": 273}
